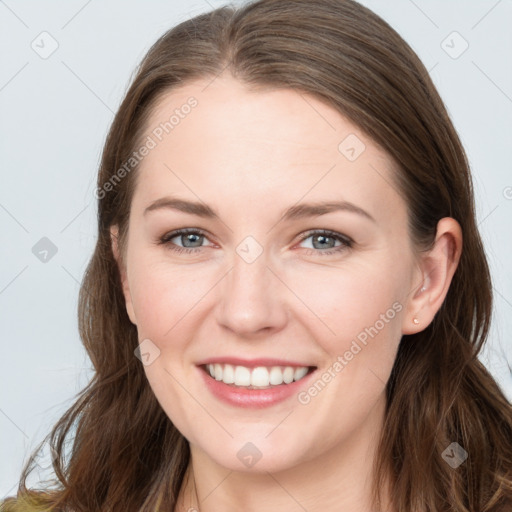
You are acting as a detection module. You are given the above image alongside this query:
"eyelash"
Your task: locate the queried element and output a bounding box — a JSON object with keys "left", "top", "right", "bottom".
{"left": 157, "top": 228, "right": 353, "bottom": 256}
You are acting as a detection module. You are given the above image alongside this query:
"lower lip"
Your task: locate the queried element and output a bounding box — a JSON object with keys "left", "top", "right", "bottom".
{"left": 197, "top": 365, "right": 317, "bottom": 409}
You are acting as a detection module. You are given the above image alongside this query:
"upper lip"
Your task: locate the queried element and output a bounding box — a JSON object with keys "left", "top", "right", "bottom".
{"left": 196, "top": 357, "right": 316, "bottom": 368}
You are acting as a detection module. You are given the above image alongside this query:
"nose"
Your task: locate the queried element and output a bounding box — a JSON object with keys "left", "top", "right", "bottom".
{"left": 215, "top": 247, "right": 288, "bottom": 337}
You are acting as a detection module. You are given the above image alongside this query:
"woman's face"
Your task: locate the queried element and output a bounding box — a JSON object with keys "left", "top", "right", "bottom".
{"left": 112, "top": 75, "right": 424, "bottom": 473}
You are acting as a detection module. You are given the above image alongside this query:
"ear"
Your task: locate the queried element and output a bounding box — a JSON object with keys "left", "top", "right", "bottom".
{"left": 402, "top": 217, "right": 462, "bottom": 334}
{"left": 110, "top": 225, "right": 137, "bottom": 326}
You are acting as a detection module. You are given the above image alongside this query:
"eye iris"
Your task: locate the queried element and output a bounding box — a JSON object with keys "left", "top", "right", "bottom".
{"left": 313, "top": 234, "right": 334, "bottom": 250}
{"left": 182, "top": 233, "right": 203, "bottom": 248}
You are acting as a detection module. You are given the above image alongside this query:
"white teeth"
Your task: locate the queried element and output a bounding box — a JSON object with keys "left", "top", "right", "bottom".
{"left": 251, "top": 367, "right": 269, "bottom": 387}
{"left": 269, "top": 366, "right": 284, "bottom": 385}
{"left": 205, "top": 363, "right": 311, "bottom": 388}
{"left": 283, "top": 366, "right": 294, "bottom": 384}
{"left": 223, "top": 364, "right": 235, "bottom": 384}
{"left": 294, "top": 367, "right": 308, "bottom": 381}
{"left": 234, "top": 365, "right": 251, "bottom": 386}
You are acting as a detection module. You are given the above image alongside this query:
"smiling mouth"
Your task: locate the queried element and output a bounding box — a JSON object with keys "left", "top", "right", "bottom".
{"left": 201, "top": 363, "right": 317, "bottom": 389}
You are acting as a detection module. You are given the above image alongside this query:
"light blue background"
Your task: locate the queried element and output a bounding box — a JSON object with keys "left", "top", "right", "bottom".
{"left": 1, "top": 0, "right": 511, "bottom": 497}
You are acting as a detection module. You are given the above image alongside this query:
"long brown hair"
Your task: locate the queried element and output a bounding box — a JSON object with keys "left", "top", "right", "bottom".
{"left": 3, "top": 0, "right": 512, "bottom": 510}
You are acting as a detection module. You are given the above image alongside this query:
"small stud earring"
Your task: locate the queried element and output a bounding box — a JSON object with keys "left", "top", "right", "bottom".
{"left": 413, "top": 318, "right": 420, "bottom": 325}
{"left": 420, "top": 286, "right": 426, "bottom": 292}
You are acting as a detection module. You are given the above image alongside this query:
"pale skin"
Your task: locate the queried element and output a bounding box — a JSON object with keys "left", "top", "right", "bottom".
{"left": 110, "top": 74, "right": 462, "bottom": 512}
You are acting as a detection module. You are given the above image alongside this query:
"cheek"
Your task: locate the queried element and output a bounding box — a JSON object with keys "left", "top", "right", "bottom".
{"left": 128, "top": 254, "right": 213, "bottom": 342}
{"left": 289, "top": 261, "right": 404, "bottom": 350}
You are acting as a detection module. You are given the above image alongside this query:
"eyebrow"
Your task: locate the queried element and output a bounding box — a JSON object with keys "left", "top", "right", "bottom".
{"left": 143, "top": 196, "right": 376, "bottom": 223}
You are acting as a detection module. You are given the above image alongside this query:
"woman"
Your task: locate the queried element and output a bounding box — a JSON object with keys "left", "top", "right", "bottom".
{"left": 3, "top": 0, "right": 512, "bottom": 510}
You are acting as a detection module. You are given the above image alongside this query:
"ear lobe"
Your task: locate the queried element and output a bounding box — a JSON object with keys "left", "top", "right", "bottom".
{"left": 110, "top": 225, "right": 137, "bottom": 326}
{"left": 402, "top": 217, "right": 462, "bottom": 335}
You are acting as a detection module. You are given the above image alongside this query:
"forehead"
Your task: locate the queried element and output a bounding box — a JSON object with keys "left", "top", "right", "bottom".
{"left": 131, "top": 75, "right": 405, "bottom": 225}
